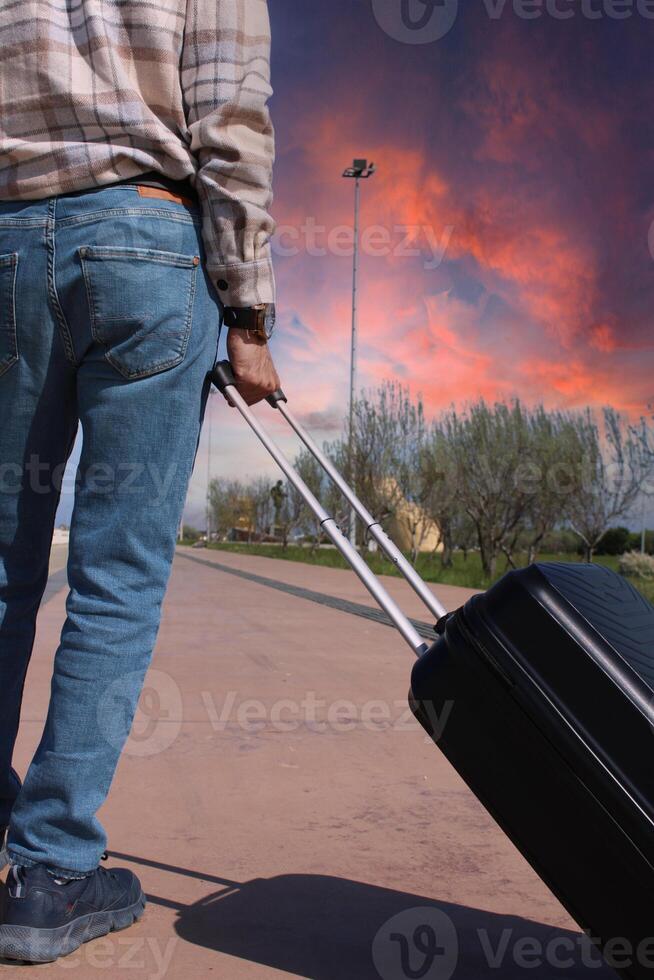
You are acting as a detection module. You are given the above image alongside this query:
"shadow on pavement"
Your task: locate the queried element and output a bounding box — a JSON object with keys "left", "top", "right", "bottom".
{"left": 110, "top": 851, "right": 616, "bottom": 980}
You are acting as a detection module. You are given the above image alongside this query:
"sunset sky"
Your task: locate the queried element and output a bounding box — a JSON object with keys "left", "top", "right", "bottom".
{"left": 268, "top": 0, "right": 652, "bottom": 412}
{"left": 61, "top": 0, "right": 654, "bottom": 525}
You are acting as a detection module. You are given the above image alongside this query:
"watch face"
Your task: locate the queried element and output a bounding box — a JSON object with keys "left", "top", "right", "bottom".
{"left": 263, "top": 304, "right": 276, "bottom": 339}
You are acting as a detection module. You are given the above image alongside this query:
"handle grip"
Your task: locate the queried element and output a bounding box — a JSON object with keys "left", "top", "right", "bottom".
{"left": 266, "top": 388, "right": 288, "bottom": 408}
{"left": 211, "top": 360, "right": 237, "bottom": 393}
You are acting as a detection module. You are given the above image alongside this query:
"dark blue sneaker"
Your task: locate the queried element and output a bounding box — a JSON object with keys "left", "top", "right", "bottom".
{"left": 0, "top": 863, "right": 146, "bottom": 962}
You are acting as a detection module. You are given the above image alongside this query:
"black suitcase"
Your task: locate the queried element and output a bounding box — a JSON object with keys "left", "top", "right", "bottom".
{"left": 212, "top": 362, "right": 654, "bottom": 978}
{"left": 410, "top": 562, "right": 654, "bottom": 979}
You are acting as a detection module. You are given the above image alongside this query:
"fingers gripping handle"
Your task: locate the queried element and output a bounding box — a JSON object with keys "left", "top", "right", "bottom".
{"left": 211, "top": 361, "right": 287, "bottom": 408}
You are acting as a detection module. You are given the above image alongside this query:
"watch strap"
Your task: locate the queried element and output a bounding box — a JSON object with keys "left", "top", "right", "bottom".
{"left": 223, "top": 306, "right": 263, "bottom": 330}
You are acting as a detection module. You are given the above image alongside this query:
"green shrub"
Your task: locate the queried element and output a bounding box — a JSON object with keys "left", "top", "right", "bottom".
{"left": 596, "top": 527, "right": 631, "bottom": 556}
{"left": 180, "top": 525, "right": 202, "bottom": 544}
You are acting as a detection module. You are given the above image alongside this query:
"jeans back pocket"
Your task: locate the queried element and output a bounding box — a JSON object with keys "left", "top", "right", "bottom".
{"left": 79, "top": 245, "right": 200, "bottom": 379}
{"left": 0, "top": 252, "right": 19, "bottom": 377}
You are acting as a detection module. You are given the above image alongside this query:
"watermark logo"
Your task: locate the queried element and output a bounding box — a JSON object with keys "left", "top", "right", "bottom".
{"left": 373, "top": 0, "right": 654, "bottom": 43}
{"left": 372, "top": 907, "right": 459, "bottom": 980}
{"left": 372, "top": 912, "right": 654, "bottom": 975}
{"left": 371, "top": 0, "right": 459, "bottom": 43}
{"left": 93, "top": 686, "right": 452, "bottom": 758}
{"left": 97, "top": 669, "right": 183, "bottom": 757}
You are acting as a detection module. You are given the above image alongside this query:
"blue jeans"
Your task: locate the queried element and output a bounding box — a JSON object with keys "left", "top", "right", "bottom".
{"left": 0, "top": 185, "right": 221, "bottom": 878}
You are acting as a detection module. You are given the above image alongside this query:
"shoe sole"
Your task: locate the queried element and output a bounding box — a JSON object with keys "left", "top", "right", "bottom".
{"left": 0, "top": 891, "right": 146, "bottom": 963}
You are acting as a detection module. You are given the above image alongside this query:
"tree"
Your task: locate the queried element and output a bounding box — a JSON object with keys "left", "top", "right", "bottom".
{"left": 208, "top": 478, "right": 251, "bottom": 539}
{"left": 344, "top": 384, "right": 404, "bottom": 543}
{"left": 248, "top": 477, "right": 274, "bottom": 540}
{"left": 421, "top": 424, "right": 461, "bottom": 569}
{"left": 441, "top": 401, "right": 536, "bottom": 578}
{"left": 270, "top": 479, "right": 287, "bottom": 531}
{"left": 275, "top": 483, "right": 302, "bottom": 549}
{"left": 292, "top": 448, "right": 326, "bottom": 549}
{"left": 323, "top": 438, "right": 356, "bottom": 537}
{"left": 520, "top": 407, "right": 583, "bottom": 565}
{"left": 388, "top": 386, "right": 436, "bottom": 565}
{"left": 566, "top": 408, "right": 654, "bottom": 561}
{"left": 448, "top": 511, "right": 477, "bottom": 563}
{"left": 345, "top": 382, "right": 437, "bottom": 563}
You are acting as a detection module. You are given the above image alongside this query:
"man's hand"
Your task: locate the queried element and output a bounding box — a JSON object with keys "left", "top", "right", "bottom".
{"left": 226, "top": 329, "right": 281, "bottom": 406}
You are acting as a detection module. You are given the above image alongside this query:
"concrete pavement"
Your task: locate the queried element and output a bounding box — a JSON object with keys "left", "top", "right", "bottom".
{"left": 1, "top": 547, "right": 614, "bottom": 979}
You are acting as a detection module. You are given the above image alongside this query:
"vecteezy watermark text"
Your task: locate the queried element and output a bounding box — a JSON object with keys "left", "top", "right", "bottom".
{"left": 372, "top": 906, "right": 654, "bottom": 979}
{"left": 372, "top": 0, "right": 654, "bottom": 44}
{"left": 272, "top": 220, "right": 454, "bottom": 271}
{"left": 50, "top": 934, "right": 178, "bottom": 978}
{"left": 96, "top": 672, "right": 455, "bottom": 757}
{"left": 0, "top": 455, "right": 179, "bottom": 504}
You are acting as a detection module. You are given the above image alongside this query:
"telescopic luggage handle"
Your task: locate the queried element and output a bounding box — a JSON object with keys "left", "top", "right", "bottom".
{"left": 211, "top": 361, "right": 440, "bottom": 657}
{"left": 264, "top": 388, "right": 448, "bottom": 623}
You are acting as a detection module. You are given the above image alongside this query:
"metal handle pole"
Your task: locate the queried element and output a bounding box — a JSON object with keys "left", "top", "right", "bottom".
{"left": 269, "top": 401, "right": 448, "bottom": 622}
{"left": 212, "top": 370, "right": 428, "bottom": 657}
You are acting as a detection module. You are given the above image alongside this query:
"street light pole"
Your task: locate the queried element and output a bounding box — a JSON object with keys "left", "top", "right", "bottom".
{"left": 342, "top": 158, "right": 376, "bottom": 547}
{"left": 205, "top": 389, "right": 215, "bottom": 543}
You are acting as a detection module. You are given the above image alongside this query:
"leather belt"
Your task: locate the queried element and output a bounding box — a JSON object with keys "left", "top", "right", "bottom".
{"left": 134, "top": 185, "right": 197, "bottom": 208}
{"left": 110, "top": 170, "right": 198, "bottom": 208}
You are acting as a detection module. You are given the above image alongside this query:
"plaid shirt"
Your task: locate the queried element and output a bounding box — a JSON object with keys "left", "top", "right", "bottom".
{"left": 0, "top": 0, "right": 276, "bottom": 308}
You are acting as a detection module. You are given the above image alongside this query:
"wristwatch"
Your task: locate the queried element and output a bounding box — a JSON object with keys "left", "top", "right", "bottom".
{"left": 223, "top": 303, "right": 276, "bottom": 341}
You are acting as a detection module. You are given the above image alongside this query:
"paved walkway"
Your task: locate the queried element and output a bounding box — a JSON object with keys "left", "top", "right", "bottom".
{"left": 2, "top": 548, "right": 612, "bottom": 979}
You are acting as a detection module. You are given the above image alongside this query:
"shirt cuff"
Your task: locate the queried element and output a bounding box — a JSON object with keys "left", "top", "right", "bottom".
{"left": 208, "top": 256, "right": 276, "bottom": 308}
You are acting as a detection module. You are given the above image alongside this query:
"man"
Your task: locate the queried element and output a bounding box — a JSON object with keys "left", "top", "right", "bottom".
{"left": 0, "top": 0, "right": 278, "bottom": 961}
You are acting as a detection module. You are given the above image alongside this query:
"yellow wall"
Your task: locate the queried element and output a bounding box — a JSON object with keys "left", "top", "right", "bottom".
{"left": 386, "top": 496, "right": 442, "bottom": 554}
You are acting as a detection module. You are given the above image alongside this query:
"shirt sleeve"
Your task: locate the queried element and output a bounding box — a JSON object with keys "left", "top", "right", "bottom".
{"left": 181, "top": 0, "right": 276, "bottom": 308}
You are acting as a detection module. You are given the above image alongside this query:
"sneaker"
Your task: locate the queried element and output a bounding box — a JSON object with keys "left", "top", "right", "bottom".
{"left": 0, "top": 863, "right": 146, "bottom": 963}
